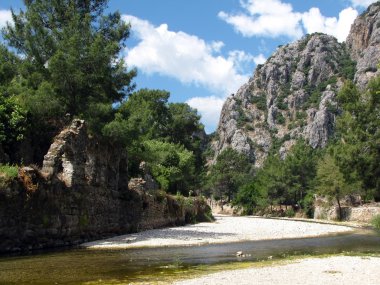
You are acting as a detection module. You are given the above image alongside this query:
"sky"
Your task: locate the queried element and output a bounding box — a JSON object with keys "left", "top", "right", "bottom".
{"left": 0, "top": 0, "right": 377, "bottom": 133}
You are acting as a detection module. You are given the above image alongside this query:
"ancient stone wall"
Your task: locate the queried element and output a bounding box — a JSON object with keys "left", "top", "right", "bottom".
{"left": 313, "top": 195, "right": 380, "bottom": 222}
{"left": 0, "top": 120, "right": 210, "bottom": 253}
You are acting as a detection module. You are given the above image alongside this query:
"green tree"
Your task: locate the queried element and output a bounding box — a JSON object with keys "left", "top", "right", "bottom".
{"left": 0, "top": 45, "right": 20, "bottom": 91}
{"left": 316, "top": 153, "right": 352, "bottom": 220}
{"left": 103, "top": 89, "right": 207, "bottom": 183}
{"left": 0, "top": 46, "right": 28, "bottom": 162}
{"left": 143, "top": 140, "right": 195, "bottom": 195}
{"left": 234, "top": 183, "right": 268, "bottom": 214}
{"left": 207, "top": 148, "right": 251, "bottom": 202}
{"left": 168, "top": 103, "right": 204, "bottom": 147}
{"left": 233, "top": 140, "right": 318, "bottom": 215}
{"left": 252, "top": 155, "right": 286, "bottom": 208}
{"left": 102, "top": 89, "right": 171, "bottom": 175}
{"left": 167, "top": 102, "right": 206, "bottom": 177}
{"left": 335, "top": 78, "right": 380, "bottom": 200}
{"left": 283, "top": 140, "right": 318, "bottom": 207}
{"left": 0, "top": 94, "right": 27, "bottom": 162}
{"left": 3, "top": 0, "right": 136, "bottom": 124}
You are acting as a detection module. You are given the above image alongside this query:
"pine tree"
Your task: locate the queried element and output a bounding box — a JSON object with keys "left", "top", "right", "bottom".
{"left": 316, "top": 153, "right": 351, "bottom": 220}
{"left": 3, "top": 0, "right": 136, "bottom": 123}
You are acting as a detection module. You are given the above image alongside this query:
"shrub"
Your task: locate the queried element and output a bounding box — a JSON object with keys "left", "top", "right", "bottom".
{"left": 154, "top": 190, "right": 167, "bottom": 203}
{"left": 371, "top": 214, "right": 380, "bottom": 230}
{"left": 251, "top": 95, "right": 267, "bottom": 111}
{"left": 277, "top": 101, "right": 288, "bottom": 110}
{"left": 285, "top": 208, "right": 295, "bottom": 218}
{"left": 276, "top": 113, "right": 286, "bottom": 125}
{"left": 245, "top": 124, "right": 255, "bottom": 131}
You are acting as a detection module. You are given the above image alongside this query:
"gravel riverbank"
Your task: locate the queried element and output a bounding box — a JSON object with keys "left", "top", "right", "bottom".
{"left": 173, "top": 255, "right": 380, "bottom": 285}
{"left": 81, "top": 215, "right": 354, "bottom": 249}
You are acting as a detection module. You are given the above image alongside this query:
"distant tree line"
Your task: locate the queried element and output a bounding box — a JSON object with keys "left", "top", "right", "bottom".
{"left": 205, "top": 77, "right": 380, "bottom": 219}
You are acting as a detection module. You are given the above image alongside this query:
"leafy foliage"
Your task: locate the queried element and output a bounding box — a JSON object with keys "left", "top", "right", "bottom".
{"left": 233, "top": 140, "right": 319, "bottom": 216}
{"left": 234, "top": 183, "right": 268, "bottom": 214}
{"left": 3, "top": 0, "right": 136, "bottom": 121}
{"left": 142, "top": 140, "right": 195, "bottom": 195}
{"left": 206, "top": 148, "right": 251, "bottom": 202}
{"left": 251, "top": 95, "right": 267, "bottom": 111}
{"left": 371, "top": 214, "right": 380, "bottom": 230}
{"left": 0, "top": 95, "right": 28, "bottom": 160}
{"left": 316, "top": 153, "right": 353, "bottom": 220}
{"left": 0, "top": 45, "right": 20, "bottom": 90}
{"left": 103, "top": 89, "right": 206, "bottom": 185}
{"left": 335, "top": 79, "right": 380, "bottom": 200}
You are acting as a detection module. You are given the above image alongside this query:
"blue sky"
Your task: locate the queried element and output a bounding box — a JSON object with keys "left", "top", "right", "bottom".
{"left": 0, "top": 0, "right": 376, "bottom": 133}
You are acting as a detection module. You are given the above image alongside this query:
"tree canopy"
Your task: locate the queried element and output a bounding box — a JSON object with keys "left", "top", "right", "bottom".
{"left": 3, "top": 0, "right": 136, "bottom": 123}
{"left": 206, "top": 148, "right": 251, "bottom": 202}
{"left": 335, "top": 78, "right": 380, "bottom": 200}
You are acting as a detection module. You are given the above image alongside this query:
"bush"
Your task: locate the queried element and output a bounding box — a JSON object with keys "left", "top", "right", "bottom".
{"left": 251, "top": 95, "right": 267, "bottom": 111}
{"left": 285, "top": 208, "right": 295, "bottom": 218}
{"left": 371, "top": 214, "right": 380, "bottom": 230}
{"left": 154, "top": 190, "right": 167, "bottom": 203}
{"left": 276, "top": 113, "right": 286, "bottom": 125}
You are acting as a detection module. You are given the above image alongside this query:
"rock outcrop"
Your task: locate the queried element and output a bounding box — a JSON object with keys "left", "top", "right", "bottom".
{"left": 347, "top": 2, "right": 380, "bottom": 89}
{"left": 0, "top": 120, "right": 210, "bottom": 253}
{"left": 213, "top": 3, "right": 380, "bottom": 168}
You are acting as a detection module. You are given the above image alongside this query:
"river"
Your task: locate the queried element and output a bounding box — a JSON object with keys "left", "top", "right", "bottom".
{"left": 0, "top": 230, "right": 379, "bottom": 284}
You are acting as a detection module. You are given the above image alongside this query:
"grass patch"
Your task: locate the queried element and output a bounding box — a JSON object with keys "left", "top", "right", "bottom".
{"left": 371, "top": 214, "right": 380, "bottom": 230}
{"left": 0, "top": 164, "right": 18, "bottom": 179}
{"left": 0, "top": 164, "right": 18, "bottom": 189}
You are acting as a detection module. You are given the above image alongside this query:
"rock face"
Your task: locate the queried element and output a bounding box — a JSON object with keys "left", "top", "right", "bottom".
{"left": 0, "top": 120, "right": 210, "bottom": 253}
{"left": 347, "top": 2, "right": 380, "bottom": 90}
{"left": 213, "top": 3, "right": 380, "bottom": 167}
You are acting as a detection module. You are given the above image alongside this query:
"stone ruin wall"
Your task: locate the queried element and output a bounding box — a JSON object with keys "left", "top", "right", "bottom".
{"left": 0, "top": 120, "right": 210, "bottom": 253}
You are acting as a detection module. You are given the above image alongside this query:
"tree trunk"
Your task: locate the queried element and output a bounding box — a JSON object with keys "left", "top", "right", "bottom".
{"left": 336, "top": 196, "right": 342, "bottom": 221}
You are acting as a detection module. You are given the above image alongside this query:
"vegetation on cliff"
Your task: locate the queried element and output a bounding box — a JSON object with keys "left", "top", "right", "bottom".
{"left": 228, "top": 77, "right": 380, "bottom": 218}
{"left": 206, "top": 3, "right": 380, "bottom": 218}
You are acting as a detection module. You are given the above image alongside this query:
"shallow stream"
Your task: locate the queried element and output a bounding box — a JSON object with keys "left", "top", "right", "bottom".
{"left": 1, "top": 230, "right": 379, "bottom": 284}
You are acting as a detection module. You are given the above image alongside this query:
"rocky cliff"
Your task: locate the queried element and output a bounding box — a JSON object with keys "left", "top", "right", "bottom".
{"left": 347, "top": 3, "right": 380, "bottom": 89}
{"left": 0, "top": 120, "right": 210, "bottom": 253}
{"left": 213, "top": 3, "right": 380, "bottom": 168}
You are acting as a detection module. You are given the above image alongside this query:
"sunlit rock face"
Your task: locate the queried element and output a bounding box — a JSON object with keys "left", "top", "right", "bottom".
{"left": 213, "top": 3, "right": 380, "bottom": 168}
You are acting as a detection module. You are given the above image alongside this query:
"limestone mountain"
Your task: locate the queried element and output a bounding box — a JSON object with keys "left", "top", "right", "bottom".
{"left": 212, "top": 2, "right": 380, "bottom": 168}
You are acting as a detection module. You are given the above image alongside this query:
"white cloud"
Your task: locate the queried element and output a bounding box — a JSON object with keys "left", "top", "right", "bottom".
{"left": 186, "top": 96, "right": 225, "bottom": 133}
{"left": 253, "top": 53, "right": 266, "bottom": 65}
{"left": 218, "top": 0, "right": 303, "bottom": 39}
{"left": 302, "top": 7, "right": 358, "bottom": 42}
{"left": 350, "top": 0, "right": 377, "bottom": 8}
{"left": 123, "top": 15, "right": 259, "bottom": 96}
{"left": 0, "top": 10, "right": 12, "bottom": 28}
{"left": 123, "top": 15, "right": 267, "bottom": 131}
{"left": 219, "top": 0, "right": 360, "bottom": 42}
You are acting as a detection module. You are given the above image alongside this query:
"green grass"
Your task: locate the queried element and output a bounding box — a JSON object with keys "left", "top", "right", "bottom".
{"left": 0, "top": 164, "right": 18, "bottom": 190}
{"left": 371, "top": 214, "right": 380, "bottom": 230}
{"left": 0, "top": 164, "right": 19, "bottom": 189}
{"left": 0, "top": 164, "right": 19, "bottom": 179}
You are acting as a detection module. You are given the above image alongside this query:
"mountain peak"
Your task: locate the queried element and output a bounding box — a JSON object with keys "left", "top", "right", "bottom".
{"left": 212, "top": 7, "right": 380, "bottom": 168}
